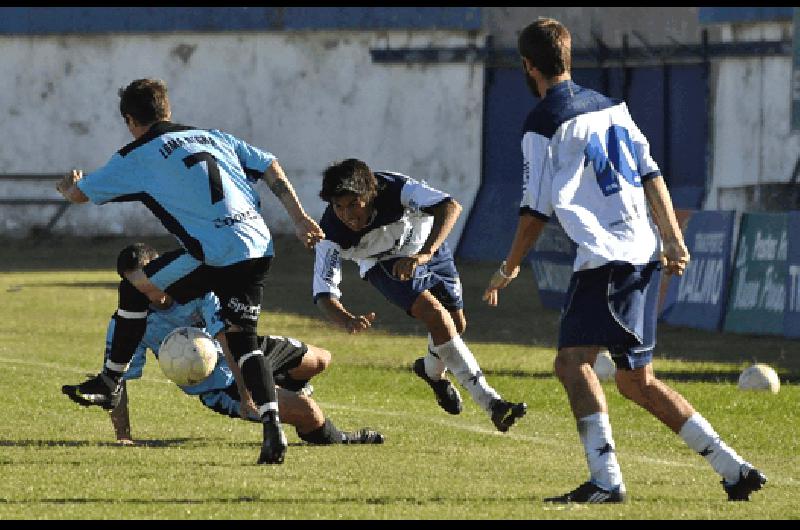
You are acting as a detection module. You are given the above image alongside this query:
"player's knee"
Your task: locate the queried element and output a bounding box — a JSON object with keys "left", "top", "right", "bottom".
{"left": 315, "top": 348, "right": 332, "bottom": 372}
{"left": 615, "top": 369, "right": 652, "bottom": 402}
{"left": 553, "top": 349, "right": 591, "bottom": 383}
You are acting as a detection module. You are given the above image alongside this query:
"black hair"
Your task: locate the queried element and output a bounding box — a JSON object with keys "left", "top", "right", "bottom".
{"left": 116, "top": 242, "right": 159, "bottom": 278}
{"left": 319, "top": 158, "right": 378, "bottom": 203}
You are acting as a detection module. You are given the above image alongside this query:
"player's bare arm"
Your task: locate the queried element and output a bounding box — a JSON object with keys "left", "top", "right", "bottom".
{"left": 263, "top": 160, "right": 325, "bottom": 249}
{"left": 55, "top": 169, "right": 90, "bottom": 204}
{"left": 393, "top": 198, "right": 462, "bottom": 281}
{"left": 123, "top": 268, "right": 170, "bottom": 306}
{"left": 483, "top": 212, "right": 547, "bottom": 306}
{"left": 643, "top": 176, "right": 690, "bottom": 276}
{"left": 315, "top": 294, "right": 376, "bottom": 334}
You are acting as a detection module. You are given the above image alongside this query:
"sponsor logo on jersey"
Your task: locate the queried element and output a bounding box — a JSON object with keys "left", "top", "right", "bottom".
{"left": 227, "top": 297, "right": 261, "bottom": 321}
{"left": 323, "top": 247, "right": 340, "bottom": 283}
{"left": 213, "top": 209, "right": 260, "bottom": 228}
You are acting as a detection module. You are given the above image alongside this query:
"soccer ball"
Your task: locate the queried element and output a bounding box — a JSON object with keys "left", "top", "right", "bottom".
{"left": 593, "top": 350, "right": 616, "bottom": 381}
{"left": 737, "top": 363, "right": 780, "bottom": 394}
{"left": 158, "top": 327, "right": 218, "bottom": 386}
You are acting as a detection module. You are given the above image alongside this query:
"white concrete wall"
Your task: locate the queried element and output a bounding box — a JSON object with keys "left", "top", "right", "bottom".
{"left": 706, "top": 21, "right": 800, "bottom": 211}
{"left": 0, "top": 30, "right": 485, "bottom": 244}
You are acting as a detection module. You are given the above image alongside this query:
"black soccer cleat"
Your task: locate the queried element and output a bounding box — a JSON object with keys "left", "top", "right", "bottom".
{"left": 257, "top": 412, "right": 287, "bottom": 465}
{"left": 61, "top": 372, "right": 122, "bottom": 411}
{"left": 342, "top": 429, "right": 385, "bottom": 445}
{"left": 489, "top": 399, "right": 527, "bottom": 433}
{"left": 412, "top": 357, "right": 463, "bottom": 415}
{"left": 544, "top": 481, "right": 627, "bottom": 504}
{"left": 723, "top": 465, "right": 767, "bottom": 501}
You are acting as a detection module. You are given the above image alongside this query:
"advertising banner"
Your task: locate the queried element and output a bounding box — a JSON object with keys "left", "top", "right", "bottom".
{"left": 661, "top": 210, "right": 735, "bottom": 331}
{"left": 783, "top": 211, "right": 800, "bottom": 337}
{"left": 723, "top": 212, "right": 787, "bottom": 335}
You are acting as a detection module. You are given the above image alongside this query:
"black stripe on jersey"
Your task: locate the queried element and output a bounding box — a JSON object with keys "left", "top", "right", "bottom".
{"left": 641, "top": 171, "right": 662, "bottom": 183}
{"left": 118, "top": 121, "right": 198, "bottom": 157}
{"left": 319, "top": 172, "right": 406, "bottom": 249}
{"left": 110, "top": 192, "right": 205, "bottom": 261}
{"left": 520, "top": 206, "right": 550, "bottom": 222}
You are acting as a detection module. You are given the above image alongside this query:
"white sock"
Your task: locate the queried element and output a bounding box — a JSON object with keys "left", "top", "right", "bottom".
{"left": 577, "top": 412, "right": 624, "bottom": 491}
{"left": 432, "top": 335, "right": 500, "bottom": 412}
{"left": 679, "top": 412, "right": 746, "bottom": 484}
{"left": 423, "top": 334, "right": 447, "bottom": 381}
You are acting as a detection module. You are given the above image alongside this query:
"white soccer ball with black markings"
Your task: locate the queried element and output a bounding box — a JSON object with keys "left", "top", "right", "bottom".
{"left": 158, "top": 327, "right": 218, "bottom": 386}
{"left": 593, "top": 350, "right": 616, "bottom": 381}
{"left": 737, "top": 363, "right": 780, "bottom": 394}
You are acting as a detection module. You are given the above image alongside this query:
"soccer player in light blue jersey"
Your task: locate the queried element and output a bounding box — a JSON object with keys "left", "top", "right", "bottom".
{"left": 484, "top": 18, "right": 766, "bottom": 503}
{"left": 56, "top": 79, "right": 325, "bottom": 464}
{"left": 63, "top": 243, "right": 384, "bottom": 447}
{"left": 313, "top": 159, "right": 527, "bottom": 433}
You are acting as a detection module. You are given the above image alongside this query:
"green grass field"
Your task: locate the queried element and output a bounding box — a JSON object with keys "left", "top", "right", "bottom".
{"left": 1, "top": 236, "right": 798, "bottom": 519}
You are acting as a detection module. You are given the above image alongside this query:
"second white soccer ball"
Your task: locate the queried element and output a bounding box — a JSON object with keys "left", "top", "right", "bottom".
{"left": 158, "top": 327, "right": 218, "bottom": 386}
{"left": 737, "top": 363, "right": 780, "bottom": 394}
{"left": 593, "top": 350, "right": 616, "bottom": 381}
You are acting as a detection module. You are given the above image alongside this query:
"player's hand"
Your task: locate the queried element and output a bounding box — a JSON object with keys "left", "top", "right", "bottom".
{"left": 295, "top": 215, "right": 325, "bottom": 250}
{"left": 392, "top": 253, "right": 431, "bottom": 281}
{"left": 344, "top": 312, "right": 376, "bottom": 334}
{"left": 661, "top": 238, "right": 690, "bottom": 276}
{"left": 56, "top": 169, "right": 83, "bottom": 197}
{"left": 482, "top": 261, "right": 519, "bottom": 307}
{"left": 240, "top": 395, "right": 259, "bottom": 421}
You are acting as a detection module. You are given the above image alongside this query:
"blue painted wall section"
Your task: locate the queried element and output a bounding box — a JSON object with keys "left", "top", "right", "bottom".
{"left": 0, "top": 7, "right": 481, "bottom": 34}
{"left": 458, "top": 64, "right": 708, "bottom": 262}
{"left": 699, "top": 7, "right": 793, "bottom": 25}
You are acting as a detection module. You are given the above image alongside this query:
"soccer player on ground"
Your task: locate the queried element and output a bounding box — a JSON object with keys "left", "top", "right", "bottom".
{"left": 56, "top": 79, "right": 325, "bottom": 465}
{"left": 313, "top": 158, "right": 527, "bottom": 433}
{"left": 62, "top": 243, "right": 384, "bottom": 447}
{"left": 483, "top": 18, "right": 766, "bottom": 503}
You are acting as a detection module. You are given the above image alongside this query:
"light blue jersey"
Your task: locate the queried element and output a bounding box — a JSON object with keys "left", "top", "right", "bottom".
{"left": 104, "top": 292, "right": 234, "bottom": 395}
{"left": 78, "top": 122, "right": 275, "bottom": 266}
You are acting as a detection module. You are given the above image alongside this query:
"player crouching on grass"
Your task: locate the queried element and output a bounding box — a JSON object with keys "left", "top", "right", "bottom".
{"left": 312, "top": 158, "right": 527, "bottom": 432}
{"left": 63, "top": 243, "right": 384, "bottom": 447}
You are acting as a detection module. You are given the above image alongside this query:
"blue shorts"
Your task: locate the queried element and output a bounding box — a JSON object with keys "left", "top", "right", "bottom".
{"left": 365, "top": 242, "right": 464, "bottom": 316}
{"left": 558, "top": 261, "right": 661, "bottom": 370}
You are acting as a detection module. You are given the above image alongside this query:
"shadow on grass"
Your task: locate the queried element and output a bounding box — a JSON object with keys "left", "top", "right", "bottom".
{"left": 8, "top": 281, "right": 118, "bottom": 291}
{"left": 5, "top": 235, "right": 800, "bottom": 377}
{"left": 0, "top": 494, "right": 538, "bottom": 505}
{"left": 0, "top": 438, "right": 195, "bottom": 448}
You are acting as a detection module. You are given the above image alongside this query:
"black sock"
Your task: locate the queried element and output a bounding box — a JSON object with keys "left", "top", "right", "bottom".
{"left": 227, "top": 331, "right": 277, "bottom": 406}
{"left": 297, "top": 418, "right": 343, "bottom": 445}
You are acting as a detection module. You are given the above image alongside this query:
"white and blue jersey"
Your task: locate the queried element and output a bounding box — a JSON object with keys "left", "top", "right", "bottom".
{"left": 521, "top": 80, "right": 662, "bottom": 271}
{"left": 78, "top": 122, "right": 275, "bottom": 266}
{"left": 313, "top": 171, "right": 451, "bottom": 301}
{"left": 105, "top": 292, "right": 234, "bottom": 395}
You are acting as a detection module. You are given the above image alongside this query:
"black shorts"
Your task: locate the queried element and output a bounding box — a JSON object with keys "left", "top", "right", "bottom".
{"left": 259, "top": 335, "right": 309, "bottom": 374}
{"left": 144, "top": 249, "right": 272, "bottom": 331}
